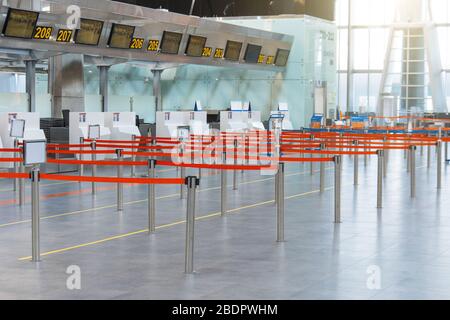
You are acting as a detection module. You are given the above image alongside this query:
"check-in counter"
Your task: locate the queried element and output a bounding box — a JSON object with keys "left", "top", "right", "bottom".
{"left": 270, "top": 111, "right": 294, "bottom": 130}
{"left": 220, "top": 111, "right": 265, "bottom": 132}
{"left": 105, "top": 112, "right": 141, "bottom": 141}
{"left": 69, "top": 112, "right": 111, "bottom": 160}
{"left": 156, "top": 111, "right": 209, "bottom": 138}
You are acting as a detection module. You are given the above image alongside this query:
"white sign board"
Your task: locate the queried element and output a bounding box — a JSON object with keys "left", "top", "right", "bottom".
{"left": 177, "top": 126, "right": 190, "bottom": 141}
{"left": 88, "top": 125, "right": 101, "bottom": 140}
{"left": 10, "top": 119, "right": 26, "bottom": 138}
{"left": 230, "top": 101, "right": 243, "bottom": 112}
{"left": 23, "top": 140, "right": 47, "bottom": 166}
{"left": 195, "top": 101, "right": 203, "bottom": 111}
{"left": 278, "top": 103, "right": 289, "bottom": 112}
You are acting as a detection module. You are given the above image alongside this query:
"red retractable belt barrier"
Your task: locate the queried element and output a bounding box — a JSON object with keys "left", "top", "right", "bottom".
{"left": 47, "top": 159, "right": 148, "bottom": 167}
{"left": 281, "top": 149, "right": 377, "bottom": 156}
{"left": 157, "top": 161, "right": 273, "bottom": 171}
{"left": 0, "top": 148, "right": 22, "bottom": 153}
{"left": 280, "top": 157, "right": 335, "bottom": 163}
{"left": 40, "top": 174, "right": 184, "bottom": 185}
{"left": 0, "top": 172, "right": 29, "bottom": 179}
{"left": 0, "top": 158, "right": 22, "bottom": 163}
{"left": 47, "top": 144, "right": 90, "bottom": 149}
{"left": 47, "top": 149, "right": 117, "bottom": 155}
{"left": 94, "top": 144, "right": 174, "bottom": 150}
{"left": 84, "top": 139, "right": 142, "bottom": 144}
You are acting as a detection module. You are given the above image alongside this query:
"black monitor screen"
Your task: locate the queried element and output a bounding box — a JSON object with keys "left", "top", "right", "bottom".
{"left": 2, "top": 8, "right": 39, "bottom": 39}
{"left": 185, "top": 35, "right": 207, "bottom": 57}
{"left": 224, "top": 40, "right": 243, "bottom": 61}
{"left": 108, "top": 23, "right": 135, "bottom": 49}
{"left": 75, "top": 18, "right": 104, "bottom": 45}
{"left": 275, "top": 49, "right": 290, "bottom": 67}
{"left": 160, "top": 31, "right": 183, "bottom": 54}
{"left": 244, "top": 44, "right": 262, "bottom": 63}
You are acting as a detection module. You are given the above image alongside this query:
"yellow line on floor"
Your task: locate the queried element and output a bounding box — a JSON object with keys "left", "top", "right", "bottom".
{"left": 2, "top": 169, "right": 323, "bottom": 229}
{"left": 0, "top": 193, "right": 178, "bottom": 228}
{"left": 18, "top": 187, "right": 330, "bottom": 261}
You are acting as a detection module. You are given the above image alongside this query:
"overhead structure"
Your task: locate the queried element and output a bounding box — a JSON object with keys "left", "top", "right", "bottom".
{"left": 0, "top": 0, "right": 293, "bottom": 116}
{"left": 0, "top": 0, "right": 294, "bottom": 70}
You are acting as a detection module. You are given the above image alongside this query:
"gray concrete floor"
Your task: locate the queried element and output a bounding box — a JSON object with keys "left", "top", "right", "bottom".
{"left": 0, "top": 148, "right": 450, "bottom": 300}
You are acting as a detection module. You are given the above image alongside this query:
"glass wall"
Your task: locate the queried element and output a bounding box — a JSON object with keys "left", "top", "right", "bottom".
{"left": 336, "top": 0, "right": 450, "bottom": 113}
{"left": 336, "top": 0, "right": 395, "bottom": 113}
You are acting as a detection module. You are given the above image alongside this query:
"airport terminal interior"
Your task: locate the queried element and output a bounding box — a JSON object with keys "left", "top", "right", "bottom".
{"left": 2, "top": 0, "right": 450, "bottom": 300}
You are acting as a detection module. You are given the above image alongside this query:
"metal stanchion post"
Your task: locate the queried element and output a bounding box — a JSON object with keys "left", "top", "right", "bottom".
{"left": 445, "top": 133, "right": 448, "bottom": 163}
{"left": 383, "top": 137, "right": 388, "bottom": 178}
{"left": 277, "top": 163, "right": 285, "bottom": 242}
{"left": 19, "top": 159, "right": 25, "bottom": 206}
{"left": 79, "top": 137, "right": 84, "bottom": 178}
{"left": 320, "top": 143, "right": 326, "bottom": 193}
{"left": 364, "top": 145, "right": 368, "bottom": 166}
{"left": 221, "top": 152, "right": 227, "bottom": 217}
{"left": 353, "top": 140, "right": 359, "bottom": 186}
{"left": 180, "top": 167, "right": 186, "bottom": 199}
{"left": 131, "top": 135, "right": 136, "bottom": 177}
{"left": 116, "top": 149, "right": 124, "bottom": 211}
{"left": 185, "top": 176, "right": 199, "bottom": 274}
{"left": 233, "top": 139, "right": 238, "bottom": 190}
{"left": 437, "top": 141, "right": 442, "bottom": 190}
{"left": 310, "top": 135, "right": 315, "bottom": 175}
{"left": 31, "top": 166, "right": 41, "bottom": 262}
{"left": 427, "top": 143, "right": 431, "bottom": 168}
{"left": 180, "top": 140, "right": 186, "bottom": 199}
{"left": 13, "top": 139, "right": 18, "bottom": 191}
{"left": 198, "top": 136, "right": 203, "bottom": 179}
{"left": 275, "top": 166, "right": 279, "bottom": 205}
{"left": 334, "top": 156, "right": 342, "bottom": 224}
{"left": 377, "top": 150, "right": 384, "bottom": 209}
{"left": 407, "top": 147, "right": 411, "bottom": 173}
{"left": 148, "top": 159, "right": 157, "bottom": 233}
{"left": 410, "top": 145, "right": 417, "bottom": 198}
{"left": 91, "top": 141, "right": 97, "bottom": 195}
{"left": 245, "top": 135, "right": 250, "bottom": 166}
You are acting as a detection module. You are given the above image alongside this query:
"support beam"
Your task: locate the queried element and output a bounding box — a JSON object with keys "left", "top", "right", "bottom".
{"left": 49, "top": 54, "right": 86, "bottom": 117}
{"left": 152, "top": 69, "right": 163, "bottom": 112}
{"left": 189, "top": 0, "right": 196, "bottom": 15}
{"left": 26, "top": 60, "right": 37, "bottom": 113}
{"left": 346, "top": 0, "right": 353, "bottom": 112}
{"left": 99, "top": 66, "right": 110, "bottom": 112}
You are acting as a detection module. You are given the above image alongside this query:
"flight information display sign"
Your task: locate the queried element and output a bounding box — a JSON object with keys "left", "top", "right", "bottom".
{"left": 160, "top": 31, "right": 183, "bottom": 54}
{"left": 224, "top": 40, "right": 243, "bottom": 61}
{"left": 275, "top": 49, "right": 290, "bottom": 67}
{"left": 2, "top": 8, "right": 39, "bottom": 39}
{"left": 108, "top": 24, "right": 135, "bottom": 49}
{"left": 185, "top": 35, "right": 207, "bottom": 57}
{"left": 244, "top": 44, "right": 262, "bottom": 64}
{"left": 75, "top": 18, "right": 104, "bottom": 46}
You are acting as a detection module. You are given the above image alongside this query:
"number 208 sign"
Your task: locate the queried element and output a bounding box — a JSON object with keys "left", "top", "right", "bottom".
{"left": 33, "top": 26, "right": 53, "bottom": 40}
